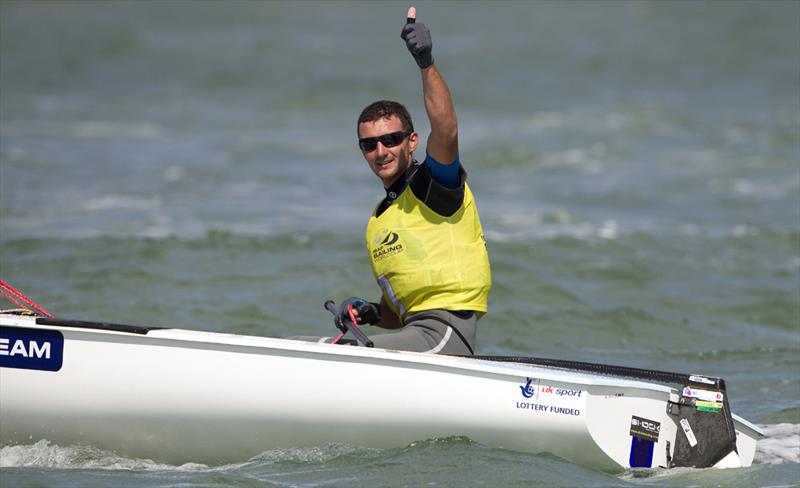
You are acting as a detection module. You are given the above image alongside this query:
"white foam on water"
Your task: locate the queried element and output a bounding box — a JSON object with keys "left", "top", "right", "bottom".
{"left": 82, "top": 195, "right": 162, "bottom": 212}
{"left": 732, "top": 173, "right": 800, "bottom": 200}
{"left": 71, "top": 121, "right": 162, "bottom": 140}
{"left": 242, "top": 443, "right": 375, "bottom": 466}
{"left": 162, "top": 165, "right": 186, "bottom": 182}
{"left": 754, "top": 423, "right": 800, "bottom": 465}
{"left": 484, "top": 219, "right": 624, "bottom": 242}
{"left": 0, "top": 440, "right": 374, "bottom": 472}
{"left": 0, "top": 440, "right": 206, "bottom": 471}
{"left": 617, "top": 425, "right": 800, "bottom": 483}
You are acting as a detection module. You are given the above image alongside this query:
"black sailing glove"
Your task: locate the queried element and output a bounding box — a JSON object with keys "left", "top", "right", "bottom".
{"left": 338, "top": 297, "right": 381, "bottom": 326}
{"left": 401, "top": 21, "right": 433, "bottom": 70}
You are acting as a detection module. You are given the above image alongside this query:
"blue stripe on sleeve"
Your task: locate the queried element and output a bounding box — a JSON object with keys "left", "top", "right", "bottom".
{"left": 425, "top": 153, "right": 461, "bottom": 189}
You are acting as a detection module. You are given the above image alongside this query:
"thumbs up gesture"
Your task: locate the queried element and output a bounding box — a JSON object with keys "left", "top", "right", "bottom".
{"left": 400, "top": 6, "right": 433, "bottom": 69}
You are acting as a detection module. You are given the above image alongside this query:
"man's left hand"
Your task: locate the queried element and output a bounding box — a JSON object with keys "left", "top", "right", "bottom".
{"left": 401, "top": 7, "right": 433, "bottom": 70}
{"left": 338, "top": 297, "right": 381, "bottom": 326}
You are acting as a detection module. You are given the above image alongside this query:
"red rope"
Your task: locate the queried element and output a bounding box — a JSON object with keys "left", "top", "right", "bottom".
{"left": 0, "top": 287, "right": 29, "bottom": 310}
{"left": 330, "top": 304, "right": 363, "bottom": 345}
{"left": 0, "top": 280, "right": 54, "bottom": 317}
{"left": 330, "top": 331, "right": 346, "bottom": 344}
{"left": 347, "top": 305, "right": 360, "bottom": 329}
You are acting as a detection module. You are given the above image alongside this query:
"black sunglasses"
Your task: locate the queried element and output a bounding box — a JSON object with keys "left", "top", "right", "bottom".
{"left": 358, "top": 131, "right": 411, "bottom": 152}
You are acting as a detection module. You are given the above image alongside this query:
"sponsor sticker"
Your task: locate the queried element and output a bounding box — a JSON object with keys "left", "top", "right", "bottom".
{"left": 682, "top": 386, "right": 724, "bottom": 403}
{"left": 630, "top": 416, "right": 660, "bottom": 442}
{"left": 519, "top": 377, "right": 539, "bottom": 399}
{"left": 629, "top": 436, "right": 654, "bottom": 468}
{"left": 539, "top": 385, "right": 583, "bottom": 398}
{"left": 680, "top": 418, "right": 698, "bottom": 447}
{"left": 515, "top": 401, "right": 581, "bottom": 416}
{"left": 0, "top": 326, "right": 63, "bottom": 372}
{"left": 688, "top": 375, "right": 716, "bottom": 385}
{"left": 695, "top": 400, "right": 723, "bottom": 413}
{"left": 515, "top": 378, "right": 582, "bottom": 416}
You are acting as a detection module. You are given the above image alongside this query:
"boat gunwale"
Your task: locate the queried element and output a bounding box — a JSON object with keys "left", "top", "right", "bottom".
{"left": 1, "top": 313, "right": 675, "bottom": 394}
{"left": 730, "top": 413, "right": 766, "bottom": 437}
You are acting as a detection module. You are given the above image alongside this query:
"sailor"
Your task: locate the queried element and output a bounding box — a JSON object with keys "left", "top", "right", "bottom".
{"left": 332, "top": 6, "right": 492, "bottom": 355}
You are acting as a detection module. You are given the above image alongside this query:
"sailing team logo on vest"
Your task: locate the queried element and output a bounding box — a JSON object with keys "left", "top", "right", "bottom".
{"left": 371, "top": 228, "right": 404, "bottom": 262}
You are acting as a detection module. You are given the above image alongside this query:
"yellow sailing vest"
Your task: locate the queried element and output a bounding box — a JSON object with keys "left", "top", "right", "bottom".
{"left": 366, "top": 182, "right": 491, "bottom": 319}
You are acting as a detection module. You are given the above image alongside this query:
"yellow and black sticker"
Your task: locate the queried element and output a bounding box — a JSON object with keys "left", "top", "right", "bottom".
{"left": 630, "top": 415, "right": 661, "bottom": 442}
{"left": 695, "top": 400, "right": 723, "bottom": 413}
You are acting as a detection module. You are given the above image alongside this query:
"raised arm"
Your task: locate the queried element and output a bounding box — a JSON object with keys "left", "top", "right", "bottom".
{"left": 401, "top": 7, "right": 458, "bottom": 165}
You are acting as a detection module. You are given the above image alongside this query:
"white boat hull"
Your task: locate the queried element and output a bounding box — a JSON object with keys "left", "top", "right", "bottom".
{"left": 0, "top": 315, "right": 764, "bottom": 470}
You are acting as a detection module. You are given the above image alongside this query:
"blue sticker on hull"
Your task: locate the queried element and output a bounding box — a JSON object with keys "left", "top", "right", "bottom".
{"left": 629, "top": 435, "right": 655, "bottom": 468}
{"left": 0, "top": 326, "right": 63, "bottom": 372}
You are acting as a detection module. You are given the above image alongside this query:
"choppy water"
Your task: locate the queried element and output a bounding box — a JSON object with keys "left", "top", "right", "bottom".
{"left": 1, "top": 1, "right": 798, "bottom": 486}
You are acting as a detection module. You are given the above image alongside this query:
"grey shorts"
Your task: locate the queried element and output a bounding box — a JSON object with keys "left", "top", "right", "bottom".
{"left": 290, "top": 309, "right": 478, "bottom": 355}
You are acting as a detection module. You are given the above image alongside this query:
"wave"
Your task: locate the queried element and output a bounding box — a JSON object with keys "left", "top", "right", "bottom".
{"left": 0, "top": 439, "right": 378, "bottom": 471}
{"left": 71, "top": 121, "right": 163, "bottom": 141}
{"left": 754, "top": 424, "right": 800, "bottom": 465}
{"left": 0, "top": 439, "right": 205, "bottom": 471}
{"left": 2, "top": 427, "right": 795, "bottom": 471}
{"left": 0, "top": 437, "right": 471, "bottom": 471}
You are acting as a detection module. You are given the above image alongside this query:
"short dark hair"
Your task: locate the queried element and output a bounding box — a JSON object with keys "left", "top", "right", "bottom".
{"left": 357, "top": 100, "right": 414, "bottom": 135}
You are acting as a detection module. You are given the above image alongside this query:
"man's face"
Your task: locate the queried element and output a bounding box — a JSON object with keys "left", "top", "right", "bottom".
{"left": 358, "top": 115, "right": 419, "bottom": 188}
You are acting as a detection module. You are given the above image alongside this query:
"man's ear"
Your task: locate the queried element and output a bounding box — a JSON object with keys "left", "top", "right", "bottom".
{"left": 408, "top": 131, "right": 420, "bottom": 152}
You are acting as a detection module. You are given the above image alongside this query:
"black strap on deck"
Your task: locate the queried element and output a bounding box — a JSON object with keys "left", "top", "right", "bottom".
{"left": 469, "top": 355, "right": 720, "bottom": 389}
{"left": 36, "top": 317, "right": 164, "bottom": 335}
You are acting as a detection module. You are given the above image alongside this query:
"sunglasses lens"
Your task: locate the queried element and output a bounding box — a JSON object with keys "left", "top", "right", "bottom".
{"left": 381, "top": 132, "right": 405, "bottom": 148}
{"left": 358, "top": 132, "right": 409, "bottom": 152}
{"left": 359, "top": 139, "right": 378, "bottom": 152}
